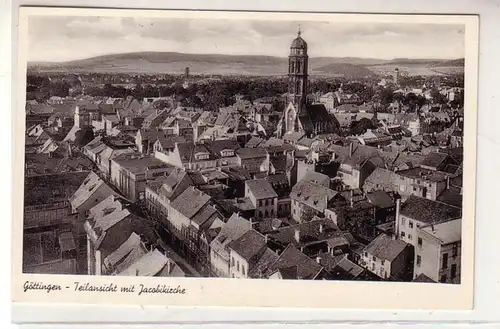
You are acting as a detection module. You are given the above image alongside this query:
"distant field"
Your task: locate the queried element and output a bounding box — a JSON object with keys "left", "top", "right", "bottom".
{"left": 366, "top": 64, "right": 464, "bottom": 76}
{"left": 28, "top": 52, "right": 465, "bottom": 78}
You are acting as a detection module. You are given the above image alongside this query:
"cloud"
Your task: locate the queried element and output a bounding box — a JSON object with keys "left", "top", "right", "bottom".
{"left": 27, "top": 15, "right": 465, "bottom": 62}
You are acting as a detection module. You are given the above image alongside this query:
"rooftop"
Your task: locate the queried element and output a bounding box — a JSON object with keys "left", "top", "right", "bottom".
{"left": 400, "top": 195, "right": 462, "bottom": 224}
{"left": 24, "top": 171, "right": 90, "bottom": 206}
{"left": 246, "top": 179, "right": 278, "bottom": 200}
{"left": 290, "top": 180, "right": 337, "bottom": 213}
{"left": 169, "top": 186, "right": 211, "bottom": 219}
{"left": 112, "top": 153, "right": 171, "bottom": 174}
{"left": 228, "top": 229, "right": 267, "bottom": 262}
{"left": 364, "top": 234, "right": 408, "bottom": 262}
{"left": 269, "top": 244, "right": 323, "bottom": 280}
{"left": 397, "top": 167, "right": 450, "bottom": 182}
{"left": 421, "top": 218, "right": 462, "bottom": 245}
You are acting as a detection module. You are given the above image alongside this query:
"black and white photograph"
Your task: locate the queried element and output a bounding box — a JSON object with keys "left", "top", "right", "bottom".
{"left": 13, "top": 8, "right": 478, "bottom": 309}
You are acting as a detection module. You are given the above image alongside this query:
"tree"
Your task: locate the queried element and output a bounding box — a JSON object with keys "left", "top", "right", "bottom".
{"left": 349, "top": 118, "right": 375, "bottom": 136}
{"left": 74, "top": 127, "right": 95, "bottom": 147}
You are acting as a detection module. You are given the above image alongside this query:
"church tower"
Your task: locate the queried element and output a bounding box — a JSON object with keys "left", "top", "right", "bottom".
{"left": 284, "top": 28, "right": 308, "bottom": 134}
{"left": 288, "top": 28, "right": 308, "bottom": 113}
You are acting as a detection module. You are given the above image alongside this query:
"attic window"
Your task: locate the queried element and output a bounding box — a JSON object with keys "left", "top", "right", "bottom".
{"left": 313, "top": 200, "right": 318, "bottom": 205}
{"left": 88, "top": 183, "right": 97, "bottom": 192}
{"left": 297, "top": 192, "right": 302, "bottom": 197}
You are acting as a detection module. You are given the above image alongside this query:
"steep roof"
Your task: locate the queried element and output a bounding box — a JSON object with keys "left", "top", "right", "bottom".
{"left": 400, "top": 195, "right": 462, "bottom": 224}
{"left": 290, "top": 180, "right": 337, "bottom": 213}
{"left": 364, "top": 234, "right": 408, "bottom": 262}
{"left": 268, "top": 244, "right": 323, "bottom": 280}
{"left": 170, "top": 186, "right": 211, "bottom": 219}
{"left": 228, "top": 229, "right": 267, "bottom": 262}
{"left": 246, "top": 179, "right": 278, "bottom": 200}
{"left": 210, "top": 213, "right": 252, "bottom": 258}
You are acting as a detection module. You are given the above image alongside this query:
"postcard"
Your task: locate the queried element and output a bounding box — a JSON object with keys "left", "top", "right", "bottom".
{"left": 12, "top": 7, "right": 478, "bottom": 309}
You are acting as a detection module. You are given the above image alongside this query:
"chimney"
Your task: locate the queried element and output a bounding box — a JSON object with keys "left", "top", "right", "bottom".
{"left": 446, "top": 176, "right": 450, "bottom": 190}
{"left": 395, "top": 198, "right": 401, "bottom": 238}
{"left": 316, "top": 256, "right": 321, "bottom": 264}
{"left": 319, "top": 223, "right": 324, "bottom": 234}
{"left": 350, "top": 190, "right": 354, "bottom": 208}
{"left": 166, "top": 258, "right": 172, "bottom": 274}
{"left": 264, "top": 234, "right": 269, "bottom": 244}
{"left": 294, "top": 229, "right": 301, "bottom": 243}
{"left": 349, "top": 143, "right": 353, "bottom": 157}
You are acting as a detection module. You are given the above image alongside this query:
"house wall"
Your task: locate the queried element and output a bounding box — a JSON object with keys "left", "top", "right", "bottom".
{"left": 390, "top": 246, "right": 412, "bottom": 280}
{"left": 438, "top": 242, "right": 461, "bottom": 284}
{"left": 277, "top": 198, "right": 291, "bottom": 217}
{"left": 414, "top": 229, "right": 441, "bottom": 281}
{"left": 397, "top": 215, "right": 425, "bottom": 246}
{"left": 291, "top": 199, "right": 321, "bottom": 223}
{"left": 296, "top": 160, "right": 315, "bottom": 185}
{"left": 361, "top": 250, "right": 391, "bottom": 279}
{"left": 238, "top": 155, "right": 270, "bottom": 174}
{"left": 228, "top": 250, "right": 249, "bottom": 279}
{"left": 210, "top": 248, "right": 229, "bottom": 277}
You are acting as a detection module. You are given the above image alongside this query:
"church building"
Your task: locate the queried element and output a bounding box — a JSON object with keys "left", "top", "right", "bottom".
{"left": 276, "top": 29, "right": 340, "bottom": 138}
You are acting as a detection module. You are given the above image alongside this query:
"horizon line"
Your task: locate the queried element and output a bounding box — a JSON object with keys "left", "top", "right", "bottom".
{"left": 28, "top": 50, "right": 463, "bottom": 64}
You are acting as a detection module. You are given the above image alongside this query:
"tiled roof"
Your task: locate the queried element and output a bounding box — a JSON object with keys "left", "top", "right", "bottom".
{"left": 300, "top": 171, "right": 330, "bottom": 187}
{"left": 331, "top": 257, "right": 364, "bottom": 279}
{"left": 24, "top": 171, "right": 90, "bottom": 206}
{"left": 268, "top": 218, "right": 340, "bottom": 248}
{"left": 246, "top": 179, "right": 278, "bottom": 200}
{"left": 420, "top": 218, "right": 461, "bottom": 245}
{"left": 228, "top": 229, "right": 267, "bottom": 262}
{"left": 366, "top": 190, "right": 394, "bottom": 209}
{"left": 118, "top": 249, "right": 170, "bottom": 276}
{"left": 290, "top": 180, "right": 337, "bottom": 213}
{"left": 111, "top": 153, "right": 171, "bottom": 174}
{"left": 235, "top": 147, "right": 268, "bottom": 159}
{"left": 413, "top": 273, "right": 437, "bottom": 283}
{"left": 420, "top": 152, "right": 449, "bottom": 169}
{"left": 364, "top": 234, "right": 408, "bottom": 262}
{"left": 268, "top": 244, "right": 323, "bottom": 280}
{"left": 211, "top": 213, "right": 252, "bottom": 259}
{"left": 249, "top": 248, "right": 279, "bottom": 278}
{"left": 170, "top": 186, "right": 211, "bottom": 219}
{"left": 400, "top": 195, "right": 462, "bottom": 224}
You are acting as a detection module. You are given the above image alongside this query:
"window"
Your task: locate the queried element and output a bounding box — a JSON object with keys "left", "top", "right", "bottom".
{"left": 440, "top": 274, "right": 447, "bottom": 283}
{"left": 266, "top": 199, "right": 269, "bottom": 206}
{"left": 442, "top": 253, "right": 449, "bottom": 269}
{"left": 401, "top": 231, "right": 406, "bottom": 237}
{"left": 451, "top": 264, "right": 457, "bottom": 279}
{"left": 381, "top": 260, "right": 385, "bottom": 266}
{"left": 372, "top": 256, "right": 376, "bottom": 262}
{"left": 401, "top": 218, "right": 406, "bottom": 225}
{"left": 409, "top": 221, "right": 414, "bottom": 229}
{"left": 416, "top": 255, "right": 421, "bottom": 266}
{"left": 270, "top": 209, "right": 274, "bottom": 216}
{"left": 408, "top": 234, "right": 412, "bottom": 240}
{"left": 231, "top": 257, "right": 235, "bottom": 267}
{"left": 364, "top": 252, "right": 368, "bottom": 257}
{"left": 452, "top": 244, "right": 458, "bottom": 257}
{"left": 237, "top": 260, "right": 240, "bottom": 272}
{"left": 418, "top": 237, "right": 423, "bottom": 247}
{"left": 242, "top": 265, "right": 246, "bottom": 276}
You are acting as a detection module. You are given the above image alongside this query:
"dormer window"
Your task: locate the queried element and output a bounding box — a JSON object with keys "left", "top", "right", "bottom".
{"left": 220, "top": 149, "right": 234, "bottom": 157}
{"left": 194, "top": 152, "right": 210, "bottom": 160}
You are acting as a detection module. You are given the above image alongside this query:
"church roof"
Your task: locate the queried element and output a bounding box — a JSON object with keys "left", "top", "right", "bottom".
{"left": 291, "top": 36, "right": 307, "bottom": 49}
{"left": 290, "top": 30, "right": 307, "bottom": 50}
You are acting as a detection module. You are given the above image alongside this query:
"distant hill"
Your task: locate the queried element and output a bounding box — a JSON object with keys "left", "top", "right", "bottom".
{"left": 431, "top": 58, "right": 465, "bottom": 67}
{"left": 314, "top": 63, "right": 376, "bottom": 77}
{"left": 28, "top": 52, "right": 463, "bottom": 77}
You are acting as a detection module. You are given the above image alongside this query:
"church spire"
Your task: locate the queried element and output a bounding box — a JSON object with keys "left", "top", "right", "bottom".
{"left": 297, "top": 24, "right": 301, "bottom": 37}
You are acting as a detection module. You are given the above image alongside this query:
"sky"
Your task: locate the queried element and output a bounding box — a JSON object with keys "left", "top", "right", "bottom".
{"left": 27, "top": 16, "right": 465, "bottom": 62}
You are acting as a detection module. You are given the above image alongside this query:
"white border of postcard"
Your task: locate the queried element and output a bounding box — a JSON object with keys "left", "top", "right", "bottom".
{"left": 12, "top": 7, "right": 479, "bottom": 309}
